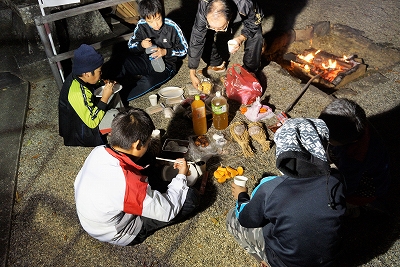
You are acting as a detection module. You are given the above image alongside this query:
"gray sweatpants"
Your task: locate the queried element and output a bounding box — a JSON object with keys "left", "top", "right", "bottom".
{"left": 226, "top": 208, "right": 269, "bottom": 264}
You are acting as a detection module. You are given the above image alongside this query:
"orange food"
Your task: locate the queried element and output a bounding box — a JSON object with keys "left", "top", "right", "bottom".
{"left": 226, "top": 166, "right": 239, "bottom": 177}
{"left": 213, "top": 170, "right": 224, "bottom": 179}
{"left": 259, "top": 107, "right": 267, "bottom": 113}
{"left": 214, "top": 165, "right": 244, "bottom": 183}
{"left": 237, "top": 166, "right": 244, "bottom": 175}
{"left": 240, "top": 106, "right": 248, "bottom": 114}
{"left": 217, "top": 177, "right": 227, "bottom": 183}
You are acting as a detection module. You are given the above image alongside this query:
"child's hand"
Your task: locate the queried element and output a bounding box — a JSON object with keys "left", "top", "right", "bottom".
{"left": 100, "top": 80, "right": 115, "bottom": 103}
{"left": 173, "top": 158, "right": 189, "bottom": 176}
{"left": 231, "top": 182, "right": 248, "bottom": 200}
{"left": 150, "top": 47, "right": 166, "bottom": 59}
{"left": 141, "top": 38, "right": 152, "bottom": 49}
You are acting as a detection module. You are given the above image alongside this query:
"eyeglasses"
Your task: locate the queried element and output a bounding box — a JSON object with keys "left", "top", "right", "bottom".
{"left": 206, "top": 21, "right": 229, "bottom": 32}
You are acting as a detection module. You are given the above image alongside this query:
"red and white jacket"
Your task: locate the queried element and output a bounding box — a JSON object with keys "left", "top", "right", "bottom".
{"left": 74, "top": 146, "right": 189, "bottom": 246}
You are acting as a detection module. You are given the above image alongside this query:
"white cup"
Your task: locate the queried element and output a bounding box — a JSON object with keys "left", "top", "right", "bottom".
{"left": 228, "top": 39, "right": 238, "bottom": 53}
{"left": 149, "top": 94, "right": 158, "bottom": 106}
{"left": 233, "top": 176, "right": 248, "bottom": 187}
{"left": 163, "top": 107, "right": 174, "bottom": 118}
{"left": 151, "top": 129, "right": 161, "bottom": 139}
{"left": 194, "top": 160, "right": 206, "bottom": 177}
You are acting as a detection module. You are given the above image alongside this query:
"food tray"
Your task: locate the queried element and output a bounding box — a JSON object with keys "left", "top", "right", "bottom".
{"left": 161, "top": 139, "right": 190, "bottom": 159}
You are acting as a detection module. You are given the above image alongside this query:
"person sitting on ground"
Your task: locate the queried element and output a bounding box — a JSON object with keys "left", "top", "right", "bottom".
{"left": 188, "top": 0, "right": 263, "bottom": 89}
{"left": 74, "top": 107, "right": 199, "bottom": 246}
{"left": 115, "top": 0, "right": 188, "bottom": 102}
{"left": 226, "top": 118, "right": 346, "bottom": 267}
{"left": 59, "top": 44, "right": 123, "bottom": 147}
{"left": 318, "top": 98, "right": 391, "bottom": 216}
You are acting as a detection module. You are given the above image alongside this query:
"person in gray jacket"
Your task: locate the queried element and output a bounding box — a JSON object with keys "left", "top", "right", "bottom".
{"left": 188, "top": 0, "right": 263, "bottom": 89}
{"left": 227, "top": 118, "right": 346, "bottom": 267}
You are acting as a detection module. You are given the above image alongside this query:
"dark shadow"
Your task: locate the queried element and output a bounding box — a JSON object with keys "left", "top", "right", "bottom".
{"left": 165, "top": 1, "right": 199, "bottom": 42}
{"left": 258, "top": 0, "right": 308, "bottom": 69}
{"left": 101, "top": 41, "right": 130, "bottom": 80}
{"left": 336, "top": 104, "right": 400, "bottom": 266}
{"left": 257, "top": 0, "right": 308, "bottom": 32}
{"left": 261, "top": 30, "right": 296, "bottom": 67}
{"left": 14, "top": 193, "right": 178, "bottom": 267}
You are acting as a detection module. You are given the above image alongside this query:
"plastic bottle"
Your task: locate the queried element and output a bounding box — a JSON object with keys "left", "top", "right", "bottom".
{"left": 211, "top": 91, "right": 229, "bottom": 130}
{"left": 191, "top": 95, "right": 207, "bottom": 135}
{"left": 145, "top": 45, "right": 165, "bottom": 72}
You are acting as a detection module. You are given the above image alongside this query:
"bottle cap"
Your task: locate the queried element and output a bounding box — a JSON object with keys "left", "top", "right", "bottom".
{"left": 194, "top": 95, "right": 200, "bottom": 100}
{"left": 216, "top": 91, "right": 221, "bottom": 97}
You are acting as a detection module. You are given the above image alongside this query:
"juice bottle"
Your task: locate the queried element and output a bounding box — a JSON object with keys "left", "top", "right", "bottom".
{"left": 211, "top": 91, "right": 229, "bottom": 130}
{"left": 191, "top": 95, "right": 207, "bottom": 135}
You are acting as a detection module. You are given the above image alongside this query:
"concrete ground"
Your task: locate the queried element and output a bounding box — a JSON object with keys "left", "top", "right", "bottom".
{"left": 1, "top": 0, "right": 400, "bottom": 266}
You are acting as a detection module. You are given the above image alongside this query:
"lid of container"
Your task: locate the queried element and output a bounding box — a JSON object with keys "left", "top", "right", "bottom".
{"left": 194, "top": 95, "right": 200, "bottom": 100}
{"left": 216, "top": 91, "right": 221, "bottom": 97}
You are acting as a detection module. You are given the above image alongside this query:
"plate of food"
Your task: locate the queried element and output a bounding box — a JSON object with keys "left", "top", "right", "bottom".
{"left": 158, "top": 86, "right": 184, "bottom": 99}
{"left": 94, "top": 83, "right": 123, "bottom": 97}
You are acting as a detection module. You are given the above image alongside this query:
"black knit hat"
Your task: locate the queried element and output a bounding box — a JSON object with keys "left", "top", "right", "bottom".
{"left": 72, "top": 44, "right": 104, "bottom": 75}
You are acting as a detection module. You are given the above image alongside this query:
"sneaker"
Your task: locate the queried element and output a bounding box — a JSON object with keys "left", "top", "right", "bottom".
{"left": 207, "top": 61, "right": 226, "bottom": 73}
{"left": 197, "top": 61, "right": 226, "bottom": 76}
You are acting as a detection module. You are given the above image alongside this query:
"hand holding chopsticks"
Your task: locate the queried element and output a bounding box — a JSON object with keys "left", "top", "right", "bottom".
{"left": 156, "top": 157, "right": 194, "bottom": 165}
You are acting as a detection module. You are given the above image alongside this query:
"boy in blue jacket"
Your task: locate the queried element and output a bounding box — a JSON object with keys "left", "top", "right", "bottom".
{"left": 226, "top": 118, "right": 346, "bottom": 267}
{"left": 117, "top": 0, "right": 188, "bottom": 101}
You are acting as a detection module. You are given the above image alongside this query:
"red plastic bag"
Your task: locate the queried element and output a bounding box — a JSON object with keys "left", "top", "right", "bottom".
{"left": 224, "top": 64, "right": 263, "bottom": 105}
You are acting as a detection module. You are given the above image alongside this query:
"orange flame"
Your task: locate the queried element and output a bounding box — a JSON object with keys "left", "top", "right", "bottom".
{"left": 291, "top": 50, "right": 355, "bottom": 82}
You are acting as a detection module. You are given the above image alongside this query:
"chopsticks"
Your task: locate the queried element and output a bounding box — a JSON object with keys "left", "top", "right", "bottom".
{"left": 156, "top": 157, "right": 194, "bottom": 165}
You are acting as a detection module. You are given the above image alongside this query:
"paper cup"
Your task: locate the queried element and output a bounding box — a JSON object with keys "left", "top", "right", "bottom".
{"left": 149, "top": 94, "right": 158, "bottom": 106}
{"left": 194, "top": 161, "right": 206, "bottom": 177}
{"left": 233, "top": 176, "right": 248, "bottom": 187}
{"left": 151, "top": 129, "right": 161, "bottom": 139}
{"left": 228, "top": 39, "right": 238, "bottom": 53}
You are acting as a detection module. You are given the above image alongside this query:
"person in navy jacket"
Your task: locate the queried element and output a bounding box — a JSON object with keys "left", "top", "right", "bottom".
{"left": 226, "top": 118, "right": 346, "bottom": 267}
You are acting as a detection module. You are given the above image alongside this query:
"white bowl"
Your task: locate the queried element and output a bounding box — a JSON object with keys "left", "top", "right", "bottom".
{"left": 94, "top": 83, "right": 122, "bottom": 97}
{"left": 161, "top": 164, "right": 198, "bottom": 186}
{"left": 158, "top": 86, "right": 184, "bottom": 98}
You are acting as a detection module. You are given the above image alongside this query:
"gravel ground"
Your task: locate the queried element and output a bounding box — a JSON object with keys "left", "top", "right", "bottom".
{"left": 7, "top": 0, "right": 400, "bottom": 266}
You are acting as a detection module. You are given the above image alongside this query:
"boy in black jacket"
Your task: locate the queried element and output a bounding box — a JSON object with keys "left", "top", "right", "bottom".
{"left": 117, "top": 0, "right": 188, "bottom": 101}
{"left": 59, "top": 44, "right": 121, "bottom": 147}
{"left": 226, "top": 118, "right": 346, "bottom": 267}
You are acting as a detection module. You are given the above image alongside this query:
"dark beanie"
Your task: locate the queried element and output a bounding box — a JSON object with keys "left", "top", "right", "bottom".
{"left": 72, "top": 44, "right": 104, "bottom": 75}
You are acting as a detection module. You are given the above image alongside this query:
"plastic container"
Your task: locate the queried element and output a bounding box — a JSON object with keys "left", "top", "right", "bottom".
{"left": 161, "top": 139, "right": 189, "bottom": 159}
{"left": 211, "top": 91, "right": 229, "bottom": 130}
{"left": 191, "top": 95, "right": 207, "bottom": 135}
{"left": 145, "top": 45, "right": 165, "bottom": 72}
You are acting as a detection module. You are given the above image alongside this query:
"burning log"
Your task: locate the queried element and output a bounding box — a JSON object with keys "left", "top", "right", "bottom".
{"left": 283, "top": 48, "right": 367, "bottom": 89}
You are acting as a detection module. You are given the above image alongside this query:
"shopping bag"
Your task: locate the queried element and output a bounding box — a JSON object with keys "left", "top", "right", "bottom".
{"left": 224, "top": 64, "right": 263, "bottom": 105}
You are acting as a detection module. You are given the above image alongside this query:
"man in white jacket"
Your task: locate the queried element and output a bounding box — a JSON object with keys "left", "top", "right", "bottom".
{"left": 74, "top": 107, "right": 199, "bottom": 246}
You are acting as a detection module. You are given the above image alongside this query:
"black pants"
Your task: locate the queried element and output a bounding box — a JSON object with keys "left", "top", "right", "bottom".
{"left": 202, "top": 24, "right": 263, "bottom": 72}
{"left": 118, "top": 53, "right": 175, "bottom": 102}
{"left": 127, "top": 187, "right": 200, "bottom": 246}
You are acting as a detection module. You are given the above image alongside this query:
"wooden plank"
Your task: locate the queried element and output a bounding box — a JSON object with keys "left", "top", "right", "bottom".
{"left": 34, "top": 0, "right": 132, "bottom": 25}
{"left": 48, "top": 33, "right": 132, "bottom": 63}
